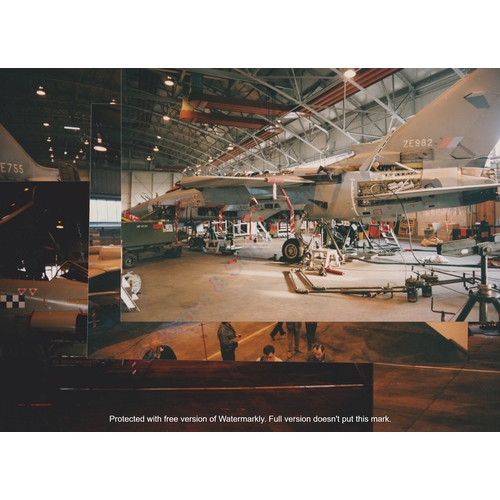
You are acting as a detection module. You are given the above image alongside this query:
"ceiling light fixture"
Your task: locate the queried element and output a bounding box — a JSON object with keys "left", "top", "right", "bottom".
{"left": 93, "top": 134, "right": 107, "bottom": 152}
{"left": 36, "top": 86, "right": 46, "bottom": 96}
{"left": 64, "top": 126, "right": 80, "bottom": 131}
{"left": 47, "top": 137, "right": 51, "bottom": 142}
{"left": 110, "top": 98, "right": 117, "bottom": 105}
{"left": 157, "top": 135, "right": 162, "bottom": 140}
{"left": 164, "top": 77, "right": 174, "bottom": 87}
{"left": 56, "top": 221, "right": 64, "bottom": 229}
{"left": 84, "top": 139, "right": 89, "bottom": 145}
{"left": 43, "top": 122, "right": 50, "bottom": 127}
{"left": 227, "top": 144, "right": 234, "bottom": 151}
{"left": 208, "top": 156, "right": 214, "bottom": 163}
{"left": 49, "top": 147, "right": 53, "bottom": 152}
{"left": 147, "top": 155, "right": 152, "bottom": 161}
{"left": 344, "top": 68, "right": 356, "bottom": 78}
{"left": 153, "top": 146, "right": 159, "bottom": 152}
{"left": 163, "top": 115, "right": 171, "bottom": 121}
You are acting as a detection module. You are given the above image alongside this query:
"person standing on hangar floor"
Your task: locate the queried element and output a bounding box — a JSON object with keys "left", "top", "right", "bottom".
{"left": 217, "top": 322, "right": 240, "bottom": 361}
{"left": 269, "top": 322, "right": 286, "bottom": 341}
{"left": 305, "top": 322, "right": 318, "bottom": 351}
{"left": 286, "top": 322, "right": 302, "bottom": 359}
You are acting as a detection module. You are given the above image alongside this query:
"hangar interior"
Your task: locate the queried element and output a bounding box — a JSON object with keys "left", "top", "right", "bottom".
{"left": 120, "top": 68, "right": 500, "bottom": 324}
{"left": 0, "top": 68, "right": 122, "bottom": 233}
{"left": 121, "top": 68, "right": 500, "bottom": 224}
{"left": 1, "top": 68, "right": 500, "bottom": 432}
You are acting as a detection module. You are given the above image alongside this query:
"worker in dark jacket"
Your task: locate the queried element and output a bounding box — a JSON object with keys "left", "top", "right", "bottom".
{"left": 307, "top": 343, "right": 328, "bottom": 363}
{"left": 142, "top": 339, "right": 177, "bottom": 360}
{"left": 217, "top": 322, "right": 240, "bottom": 360}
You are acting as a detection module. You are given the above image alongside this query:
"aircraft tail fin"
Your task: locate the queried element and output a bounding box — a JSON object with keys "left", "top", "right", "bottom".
{"left": 0, "top": 124, "right": 59, "bottom": 180}
{"left": 386, "top": 69, "right": 500, "bottom": 165}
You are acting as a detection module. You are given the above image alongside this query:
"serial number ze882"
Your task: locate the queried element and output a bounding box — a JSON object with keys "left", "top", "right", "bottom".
{"left": 403, "top": 139, "right": 432, "bottom": 148}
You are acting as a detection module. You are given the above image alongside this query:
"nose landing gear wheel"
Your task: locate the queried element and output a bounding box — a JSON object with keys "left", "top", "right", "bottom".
{"left": 282, "top": 238, "right": 304, "bottom": 263}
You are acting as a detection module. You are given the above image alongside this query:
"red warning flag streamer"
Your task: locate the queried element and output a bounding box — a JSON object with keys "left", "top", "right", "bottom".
{"left": 218, "top": 206, "right": 225, "bottom": 232}
{"left": 248, "top": 206, "right": 253, "bottom": 239}
{"left": 281, "top": 188, "right": 294, "bottom": 234}
{"left": 122, "top": 210, "right": 139, "bottom": 221}
{"left": 174, "top": 200, "right": 180, "bottom": 244}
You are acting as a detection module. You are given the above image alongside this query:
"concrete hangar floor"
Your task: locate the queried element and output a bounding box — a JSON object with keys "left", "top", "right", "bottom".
{"left": 121, "top": 234, "right": 500, "bottom": 324}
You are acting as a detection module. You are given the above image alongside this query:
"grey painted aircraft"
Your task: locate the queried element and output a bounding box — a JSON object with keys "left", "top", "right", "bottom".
{"left": 0, "top": 124, "right": 82, "bottom": 181}
{"left": 126, "top": 68, "right": 500, "bottom": 260}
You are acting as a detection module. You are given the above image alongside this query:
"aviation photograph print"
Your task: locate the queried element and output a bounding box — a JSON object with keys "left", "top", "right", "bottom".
{"left": 0, "top": 68, "right": 499, "bottom": 433}
{"left": 120, "top": 68, "right": 500, "bottom": 324}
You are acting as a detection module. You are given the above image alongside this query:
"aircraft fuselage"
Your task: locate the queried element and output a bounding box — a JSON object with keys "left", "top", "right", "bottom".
{"left": 292, "top": 162, "right": 498, "bottom": 222}
{"left": 0, "top": 277, "right": 88, "bottom": 334}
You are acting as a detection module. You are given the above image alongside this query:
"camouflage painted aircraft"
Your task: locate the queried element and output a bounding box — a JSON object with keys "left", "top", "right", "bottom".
{"left": 126, "top": 68, "right": 500, "bottom": 261}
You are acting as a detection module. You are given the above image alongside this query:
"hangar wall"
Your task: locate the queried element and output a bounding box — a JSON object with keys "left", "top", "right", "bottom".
{"left": 121, "top": 170, "right": 182, "bottom": 211}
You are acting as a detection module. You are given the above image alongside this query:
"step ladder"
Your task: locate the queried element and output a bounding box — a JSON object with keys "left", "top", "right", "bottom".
{"left": 310, "top": 248, "right": 340, "bottom": 268}
{"left": 121, "top": 274, "right": 140, "bottom": 311}
{"left": 380, "top": 225, "right": 401, "bottom": 250}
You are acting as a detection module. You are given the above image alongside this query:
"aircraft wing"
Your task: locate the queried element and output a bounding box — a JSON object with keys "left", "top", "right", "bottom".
{"left": 88, "top": 259, "right": 121, "bottom": 307}
{"left": 88, "top": 261, "right": 122, "bottom": 278}
{"left": 179, "top": 175, "right": 314, "bottom": 189}
{"left": 0, "top": 198, "right": 35, "bottom": 225}
{"left": 128, "top": 175, "right": 315, "bottom": 217}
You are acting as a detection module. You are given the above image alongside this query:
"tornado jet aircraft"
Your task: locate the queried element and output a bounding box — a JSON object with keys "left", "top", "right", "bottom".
{"left": 0, "top": 124, "right": 82, "bottom": 181}
{"left": 126, "top": 69, "right": 500, "bottom": 261}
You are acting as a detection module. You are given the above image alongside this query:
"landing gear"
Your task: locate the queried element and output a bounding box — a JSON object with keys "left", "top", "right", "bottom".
{"left": 282, "top": 238, "right": 304, "bottom": 263}
{"left": 281, "top": 217, "right": 345, "bottom": 266}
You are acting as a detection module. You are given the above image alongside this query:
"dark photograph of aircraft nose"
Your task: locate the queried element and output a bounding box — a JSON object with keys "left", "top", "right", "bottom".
{"left": 0, "top": 182, "right": 90, "bottom": 338}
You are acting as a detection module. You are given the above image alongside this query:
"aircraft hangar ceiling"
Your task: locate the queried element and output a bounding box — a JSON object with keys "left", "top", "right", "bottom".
{"left": 122, "top": 68, "right": 471, "bottom": 176}
{"left": 0, "top": 68, "right": 473, "bottom": 180}
{"left": 0, "top": 68, "right": 121, "bottom": 172}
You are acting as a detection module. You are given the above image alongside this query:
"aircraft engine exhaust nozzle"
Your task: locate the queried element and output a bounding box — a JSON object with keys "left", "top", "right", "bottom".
{"left": 30, "top": 311, "right": 87, "bottom": 338}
